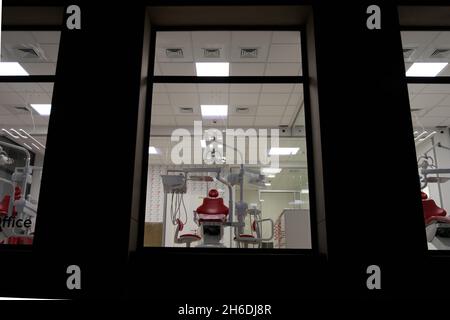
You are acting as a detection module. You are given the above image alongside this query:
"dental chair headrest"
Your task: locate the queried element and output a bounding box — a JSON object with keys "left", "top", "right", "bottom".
{"left": 421, "top": 192, "right": 428, "bottom": 200}
{"left": 209, "top": 189, "right": 219, "bottom": 198}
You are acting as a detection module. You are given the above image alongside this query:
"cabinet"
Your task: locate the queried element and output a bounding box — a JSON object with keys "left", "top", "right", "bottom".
{"left": 274, "top": 209, "right": 311, "bottom": 249}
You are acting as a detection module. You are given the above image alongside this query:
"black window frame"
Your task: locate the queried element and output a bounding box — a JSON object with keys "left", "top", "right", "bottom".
{"left": 137, "top": 25, "right": 319, "bottom": 255}
{"left": 0, "top": 24, "right": 62, "bottom": 251}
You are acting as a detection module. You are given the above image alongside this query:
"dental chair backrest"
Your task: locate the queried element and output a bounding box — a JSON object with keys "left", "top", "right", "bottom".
{"left": 421, "top": 192, "right": 447, "bottom": 224}
{"left": 196, "top": 189, "right": 229, "bottom": 222}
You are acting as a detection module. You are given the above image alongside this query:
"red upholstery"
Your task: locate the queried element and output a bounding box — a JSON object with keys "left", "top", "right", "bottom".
{"left": 252, "top": 221, "right": 257, "bottom": 232}
{"left": 421, "top": 192, "right": 428, "bottom": 200}
{"left": 176, "top": 218, "right": 184, "bottom": 231}
{"left": 179, "top": 234, "right": 201, "bottom": 240}
{"left": 237, "top": 234, "right": 255, "bottom": 238}
{"left": 196, "top": 189, "right": 229, "bottom": 222}
{"left": 422, "top": 196, "right": 448, "bottom": 225}
{"left": 0, "top": 187, "right": 22, "bottom": 217}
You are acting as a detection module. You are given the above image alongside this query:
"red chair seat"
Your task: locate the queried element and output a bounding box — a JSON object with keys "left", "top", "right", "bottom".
{"left": 179, "top": 234, "right": 201, "bottom": 240}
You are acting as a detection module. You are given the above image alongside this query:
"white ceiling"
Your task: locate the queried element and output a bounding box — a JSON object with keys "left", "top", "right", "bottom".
{"left": 402, "top": 31, "right": 450, "bottom": 128}
{"left": 1, "top": 31, "right": 60, "bottom": 75}
{"left": 154, "top": 31, "right": 302, "bottom": 76}
{"left": 151, "top": 83, "right": 304, "bottom": 128}
{"left": 0, "top": 83, "right": 52, "bottom": 145}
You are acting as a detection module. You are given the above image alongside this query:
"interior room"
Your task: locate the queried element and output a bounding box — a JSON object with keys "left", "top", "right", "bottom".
{"left": 0, "top": 30, "right": 59, "bottom": 245}
{"left": 403, "top": 30, "right": 450, "bottom": 250}
{"left": 143, "top": 30, "right": 312, "bottom": 249}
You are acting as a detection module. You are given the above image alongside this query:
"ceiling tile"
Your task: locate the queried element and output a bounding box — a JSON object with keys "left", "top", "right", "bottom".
{"left": 170, "top": 93, "right": 199, "bottom": 106}
{"left": 288, "top": 93, "right": 303, "bottom": 106}
{"left": 230, "top": 93, "right": 259, "bottom": 105}
{"left": 32, "top": 31, "right": 61, "bottom": 44}
{"left": 284, "top": 105, "right": 298, "bottom": 117}
{"left": 199, "top": 93, "right": 228, "bottom": 105}
{"left": 38, "top": 83, "right": 54, "bottom": 94}
{"left": 425, "top": 106, "right": 450, "bottom": 117}
{"left": 436, "top": 94, "right": 450, "bottom": 106}
{"left": 230, "top": 84, "right": 262, "bottom": 93}
{"left": 254, "top": 116, "right": 280, "bottom": 126}
{"left": 159, "top": 62, "right": 196, "bottom": 76}
{"left": 0, "top": 84, "right": 13, "bottom": 92}
{"left": 153, "top": 84, "right": 167, "bottom": 93}
{"left": 228, "top": 116, "right": 254, "bottom": 127}
{"left": 19, "top": 92, "right": 51, "bottom": 104}
{"left": 152, "top": 93, "right": 170, "bottom": 105}
{"left": 259, "top": 93, "right": 290, "bottom": 105}
{"left": 175, "top": 115, "right": 202, "bottom": 126}
{"left": 165, "top": 84, "right": 197, "bottom": 93}
{"left": 261, "top": 84, "right": 294, "bottom": 93}
{"left": 280, "top": 116, "right": 292, "bottom": 126}
{"left": 198, "top": 84, "right": 229, "bottom": 93}
{"left": 230, "top": 63, "right": 265, "bottom": 76}
{"left": 0, "top": 92, "right": 25, "bottom": 105}
{"left": 268, "top": 44, "right": 301, "bottom": 62}
{"left": 411, "top": 93, "right": 446, "bottom": 109}
{"left": 152, "top": 104, "right": 174, "bottom": 115}
{"left": 151, "top": 115, "right": 177, "bottom": 126}
{"left": 293, "top": 84, "right": 303, "bottom": 93}
{"left": 420, "top": 84, "right": 450, "bottom": 94}
{"left": 416, "top": 116, "right": 446, "bottom": 127}
{"left": 20, "top": 63, "right": 56, "bottom": 75}
{"left": 257, "top": 105, "right": 286, "bottom": 116}
{"left": 265, "top": 63, "right": 301, "bottom": 76}
{"left": 8, "top": 83, "right": 45, "bottom": 93}
{"left": 272, "top": 31, "right": 300, "bottom": 44}
{"left": 0, "top": 115, "right": 25, "bottom": 126}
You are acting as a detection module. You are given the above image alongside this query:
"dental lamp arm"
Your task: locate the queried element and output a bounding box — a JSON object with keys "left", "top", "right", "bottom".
{"left": 215, "top": 174, "right": 233, "bottom": 223}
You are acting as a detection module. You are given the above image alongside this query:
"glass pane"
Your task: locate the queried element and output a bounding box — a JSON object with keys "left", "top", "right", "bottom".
{"left": 154, "top": 31, "right": 302, "bottom": 76}
{"left": 406, "top": 82, "right": 450, "bottom": 250}
{"left": 144, "top": 83, "right": 311, "bottom": 249}
{"left": 402, "top": 31, "right": 450, "bottom": 76}
{"left": 0, "top": 82, "right": 53, "bottom": 245}
{"left": 0, "top": 31, "right": 61, "bottom": 75}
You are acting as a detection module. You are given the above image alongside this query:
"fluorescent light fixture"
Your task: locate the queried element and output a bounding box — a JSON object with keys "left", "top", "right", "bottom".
{"left": 265, "top": 183, "right": 272, "bottom": 187}
{"left": 148, "top": 146, "right": 158, "bottom": 154}
{"left": 0, "top": 62, "right": 29, "bottom": 76}
{"left": 406, "top": 62, "right": 448, "bottom": 77}
{"left": 200, "top": 140, "right": 207, "bottom": 148}
{"left": 195, "top": 62, "right": 229, "bottom": 76}
{"left": 269, "top": 147, "right": 300, "bottom": 155}
{"left": 201, "top": 105, "right": 228, "bottom": 118}
{"left": 267, "top": 174, "right": 276, "bottom": 178}
{"left": 30, "top": 104, "right": 51, "bottom": 116}
{"left": 301, "top": 189, "right": 309, "bottom": 194}
{"left": 261, "top": 167, "right": 282, "bottom": 175}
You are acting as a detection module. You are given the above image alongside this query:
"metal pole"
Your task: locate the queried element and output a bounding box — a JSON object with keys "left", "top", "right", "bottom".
{"left": 431, "top": 136, "right": 444, "bottom": 208}
{"left": 162, "top": 192, "right": 167, "bottom": 246}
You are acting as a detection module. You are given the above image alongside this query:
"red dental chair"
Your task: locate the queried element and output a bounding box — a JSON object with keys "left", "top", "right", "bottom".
{"left": 194, "top": 189, "right": 229, "bottom": 247}
{"left": 174, "top": 218, "right": 201, "bottom": 247}
{"left": 422, "top": 192, "right": 450, "bottom": 242}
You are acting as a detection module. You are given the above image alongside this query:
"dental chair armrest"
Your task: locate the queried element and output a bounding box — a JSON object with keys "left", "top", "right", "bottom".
{"left": 426, "top": 216, "right": 450, "bottom": 226}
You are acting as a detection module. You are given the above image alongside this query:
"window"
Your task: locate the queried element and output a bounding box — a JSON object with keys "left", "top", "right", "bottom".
{"left": 402, "top": 30, "right": 450, "bottom": 250}
{"left": 0, "top": 30, "right": 60, "bottom": 245}
{"left": 143, "top": 29, "right": 313, "bottom": 250}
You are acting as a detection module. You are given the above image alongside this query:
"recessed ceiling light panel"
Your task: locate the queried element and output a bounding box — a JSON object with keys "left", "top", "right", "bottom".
{"left": 201, "top": 105, "right": 228, "bottom": 118}
{"left": 406, "top": 62, "right": 448, "bottom": 77}
{"left": 195, "top": 62, "right": 229, "bottom": 76}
